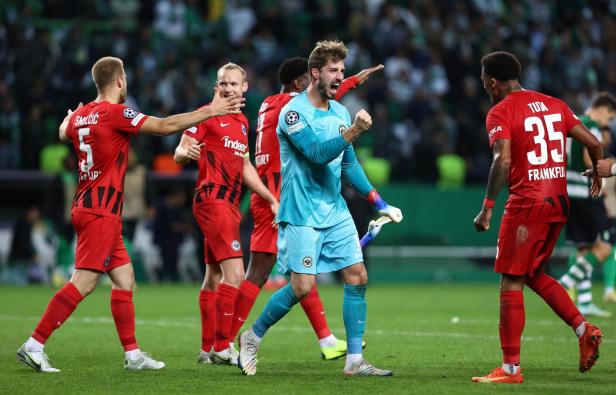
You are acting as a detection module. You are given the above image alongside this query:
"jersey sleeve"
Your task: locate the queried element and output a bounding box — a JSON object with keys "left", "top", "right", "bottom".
{"left": 335, "top": 76, "right": 359, "bottom": 100}
{"left": 560, "top": 101, "right": 582, "bottom": 132}
{"left": 109, "top": 104, "right": 148, "bottom": 134}
{"left": 279, "top": 108, "right": 349, "bottom": 164}
{"left": 184, "top": 123, "right": 205, "bottom": 142}
{"left": 341, "top": 145, "right": 374, "bottom": 197}
{"left": 485, "top": 107, "right": 511, "bottom": 147}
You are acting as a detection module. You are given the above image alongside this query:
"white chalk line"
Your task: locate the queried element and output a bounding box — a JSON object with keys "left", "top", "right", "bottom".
{"left": 1, "top": 314, "right": 613, "bottom": 344}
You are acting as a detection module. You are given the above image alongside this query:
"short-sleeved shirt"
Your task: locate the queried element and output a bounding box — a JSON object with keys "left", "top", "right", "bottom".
{"left": 66, "top": 101, "right": 148, "bottom": 220}
{"left": 184, "top": 109, "right": 249, "bottom": 207}
{"left": 252, "top": 93, "right": 295, "bottom": 199}
{"left": 486, "top": 90, "right": 581, "bottom": 223}
{"left": 276, "top": 91, "right": 353, "bottom": 228}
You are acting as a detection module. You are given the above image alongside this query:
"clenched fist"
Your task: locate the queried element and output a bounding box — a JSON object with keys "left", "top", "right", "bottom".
{"left": 353, "top": 109, "right": 372, "bottom": 132}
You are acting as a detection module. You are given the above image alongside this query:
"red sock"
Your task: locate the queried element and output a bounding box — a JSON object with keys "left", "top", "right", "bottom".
{"left": 214, "top": 283, "right": 239, "bottom": 352}
{"left": 110, "top": 289, "right": 138, "bottom": 351}
{"left": 300, "top": 286, "right": 332, "bottom": 340}
{"left": 32, "top": 282, "right": 83, "bottom": 344}
{"left": 199, "top": 290, "right": 216, "bottom": 353}
{"left": 499, "top": 290, "right": 524, "bottom": 365}
{"left": 228, "top": 280, "right": 261, "bottom": 343}
{"left": 526, "top": 271, "right": 585, "bottom": 329}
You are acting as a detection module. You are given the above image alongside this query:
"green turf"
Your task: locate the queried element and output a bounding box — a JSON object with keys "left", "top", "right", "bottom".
{"left": 0, "top": 283, "right": 614, "bottom": 394}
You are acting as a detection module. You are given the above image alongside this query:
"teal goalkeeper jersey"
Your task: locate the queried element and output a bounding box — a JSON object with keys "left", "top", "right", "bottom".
{"left": 276, "top": 91, "right": 356, "bottom": 228}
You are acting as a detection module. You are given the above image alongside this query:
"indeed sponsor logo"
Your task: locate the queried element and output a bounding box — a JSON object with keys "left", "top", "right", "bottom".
{"left": 221, "top": 136, "right": 247, "bottom": 152}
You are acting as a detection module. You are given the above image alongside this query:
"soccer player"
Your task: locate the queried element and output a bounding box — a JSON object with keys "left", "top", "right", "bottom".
{"left": 237, "top": 40, "right": 402, "bottom": 377}
{"left": 16, "top": 56, "right": 244, "bottom": 373}
{"left": 559, "top": 92, "right": 616, "bottom": 314}
{"left": 173, "top": 63, "right": 279, "bottom": 365}
{"left": 472, "top": 51, "right": 603, "bottom": 384}
{"left": 226, "top": 57, "right": 385, "bottom": 361}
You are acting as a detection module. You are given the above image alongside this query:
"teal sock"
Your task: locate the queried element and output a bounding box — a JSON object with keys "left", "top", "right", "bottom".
{"left": 343, "top": 284, "right": 367, "bottom": 355}
{"left": 252, "top": 284, "right": 298, "bottom": 338}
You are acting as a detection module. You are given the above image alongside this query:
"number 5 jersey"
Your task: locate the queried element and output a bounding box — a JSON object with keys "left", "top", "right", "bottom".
{"left": 65, "top": 101, "right": 148, "bottom": 220}
{"left": 486, "top": 90, "right": 581, "bottom": 223}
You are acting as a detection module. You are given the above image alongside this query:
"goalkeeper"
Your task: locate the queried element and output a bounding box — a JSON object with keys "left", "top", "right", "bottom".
{"left": 237, "top": 40, "right": 402, "bottom": 377}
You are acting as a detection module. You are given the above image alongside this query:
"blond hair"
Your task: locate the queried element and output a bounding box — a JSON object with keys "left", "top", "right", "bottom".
{"left": 308, "top": 40, "right": 348, "bottom": 71}
{"left": 217, "top": 62, "right": 247, "bottom": 82}
{"left": 91, "top": 56, "right": 124, "bottom": 91}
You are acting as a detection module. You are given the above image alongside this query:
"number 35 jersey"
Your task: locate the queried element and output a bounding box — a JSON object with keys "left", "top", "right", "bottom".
{"left": 66, "top": 101, "right": 148, "bottom": 220}
{"left": 486, "top": 90, "right": 581, "bottom": 223}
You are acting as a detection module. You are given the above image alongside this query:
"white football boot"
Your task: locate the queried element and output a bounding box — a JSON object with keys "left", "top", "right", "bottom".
{"left": 16, "top": 344, "right": 60, "bottom": 373}
{"left": 210, "top": 347, "right": 238, "bottom": 365}
{"left": 344, "top": 359, "right": 393, "bottom": 377}
{"left": 124, "top": 351, "right": 165, "bottom": 370}
{"left": 238, "top": 329, "right": 260, "bottom": 376}
{"left": 198, "top": 350, "right": 212, "bottom": 364}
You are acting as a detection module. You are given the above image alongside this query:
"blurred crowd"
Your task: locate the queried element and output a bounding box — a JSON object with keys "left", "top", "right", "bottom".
{"left": 2, "top": 0, "right": 616, "bottom": 283}
{"left": 1, "top": 0, "right": 615, "bottom": 184}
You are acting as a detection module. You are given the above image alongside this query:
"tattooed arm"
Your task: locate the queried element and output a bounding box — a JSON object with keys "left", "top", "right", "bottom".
{"left": 473, "top": 139, "right": 511, "bottom": 232}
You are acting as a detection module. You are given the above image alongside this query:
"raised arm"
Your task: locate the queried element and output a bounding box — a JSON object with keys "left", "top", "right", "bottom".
{"left": 335, "top": 64, "right": 384, "bottom": 100}
{"left": 283, "top": 109, "right": 372, "bottom": 164}
{"left": 139, "top": 93, "right": 244, "bottom": 136}
{"left": 474, "top": 139, "right": 511, "bottom": 232}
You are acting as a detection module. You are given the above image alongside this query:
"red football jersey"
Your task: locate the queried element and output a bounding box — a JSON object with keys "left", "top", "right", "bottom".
{"left": 251, "top": 76, "right": 360, "bottom": 205}
{"left": 184, "top": 110, "right": 249, "bottom": 207}
{"left": 486, "top": 90, "right": 581, "bottom": 223}
{"left": 66, "top": 101, "right": 148, "bottom": 220}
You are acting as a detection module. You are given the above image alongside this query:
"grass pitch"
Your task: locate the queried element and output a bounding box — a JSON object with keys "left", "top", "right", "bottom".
{"left": 0, "top": 283, "right": 614, "bottom": 394}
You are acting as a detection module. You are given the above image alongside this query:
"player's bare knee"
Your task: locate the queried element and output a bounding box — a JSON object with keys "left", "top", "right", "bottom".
{"left": 246, "top": 268, "right": 268, "bottom": 288}
{"left": 290, "top": 275, "right": 315, "bottom": 299}
{"left": 70, "top": 270, "right": 99, "bottom": 296}
{"left": 500, "top": 274, "right": 525, "bottom": 291}
{"left": 341, "top": 262, "right": 368, "bottom": 286}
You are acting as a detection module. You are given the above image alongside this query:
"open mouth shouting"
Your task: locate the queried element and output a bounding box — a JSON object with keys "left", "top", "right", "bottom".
{"left": 330, "top": 81, "right": 341, "bottom": 97}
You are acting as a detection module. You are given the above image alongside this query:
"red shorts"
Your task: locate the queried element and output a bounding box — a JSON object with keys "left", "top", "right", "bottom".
{"left": 249, "top": 200, "right": 277, "bottom": 254}
{"left": 72, "top": 211, "right": 130, "bottom": 273}
{"left": 494, "top": 221, "right": 564, "bottom": 276}
{"left": 193, "top": 199, "right": 242, "bottom": 265}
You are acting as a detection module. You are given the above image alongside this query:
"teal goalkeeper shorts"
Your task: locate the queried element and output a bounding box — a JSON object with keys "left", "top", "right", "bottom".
{"left": 276, "top": 216, "right": 363, "bottom": 275}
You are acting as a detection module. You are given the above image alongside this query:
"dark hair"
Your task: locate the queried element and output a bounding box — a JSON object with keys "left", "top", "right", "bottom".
{"left": 590, "top": 91, "right": 616, "bottom": 112}
{"left": 278, "top": 57, "right": 308, "bottom": 85}
{"left": 481, "top": 51, "right": 521, "bottom": 81}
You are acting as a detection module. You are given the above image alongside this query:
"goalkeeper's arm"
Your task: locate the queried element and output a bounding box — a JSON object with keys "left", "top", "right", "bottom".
{"left": 341, "top": 146, "right": 403, "bottom": 223}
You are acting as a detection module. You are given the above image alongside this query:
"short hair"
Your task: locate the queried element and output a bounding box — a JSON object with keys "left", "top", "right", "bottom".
{"left": 590, "top": 92, "right": 616, "bottom": 112}
{"left": 308, "top": 40, "right": 348, "bottom": 72}
{"left": 481, "top": 51, "right": 521, "bottom": 81}
{"left": 91, "top": 56, "right": 124, "bottom": 91}
{"left": 217, "top": 62, "right": 246, "bottom": 82}
{"left": 278, "top": 57, "right": 308, "bottom": 85}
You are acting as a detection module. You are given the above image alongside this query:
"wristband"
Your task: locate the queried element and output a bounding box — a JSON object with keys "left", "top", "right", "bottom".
{"left": 611, "top": 163, "right": 616, "bottom": 176}
{"left": 367, "top": 190, "right": 387, "bottom": 210}
{"left": 359, "top": 233, "right": 374, "bottom": 249}
{"left": 483, "top": 197, "right": 495, "bottom": 209}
